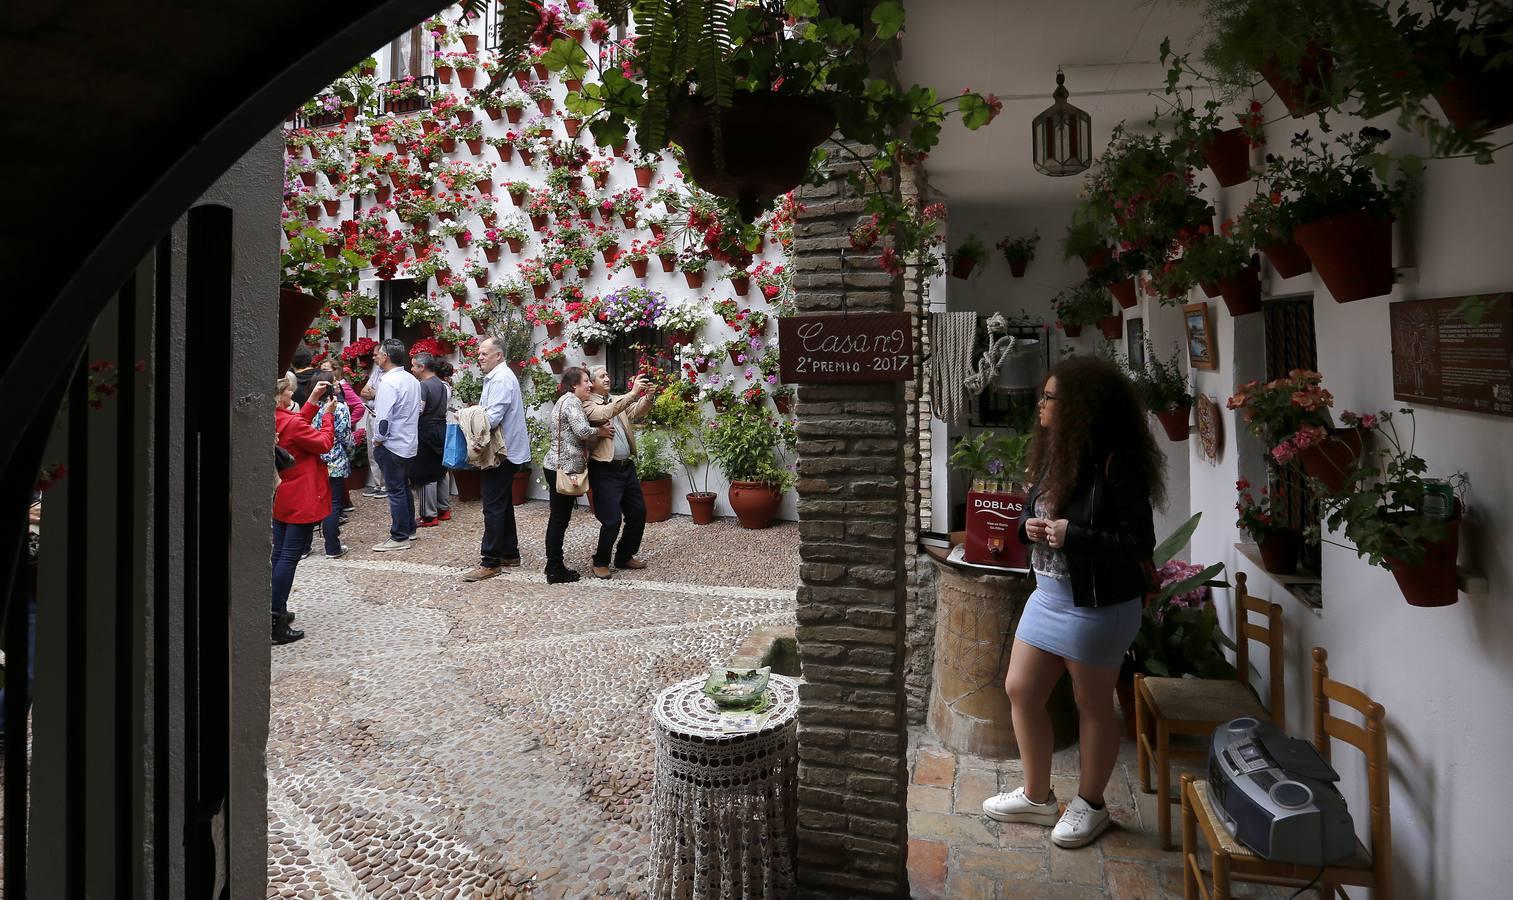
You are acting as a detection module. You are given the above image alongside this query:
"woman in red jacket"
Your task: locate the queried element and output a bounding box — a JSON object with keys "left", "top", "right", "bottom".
{"left": 273, "top": 373, "right": 336, "bottom": 645}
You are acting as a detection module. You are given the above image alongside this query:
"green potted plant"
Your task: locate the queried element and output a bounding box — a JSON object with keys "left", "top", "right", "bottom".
{"left": 1265, "top": 127, "right": 1411, "bottom": 302}
{"left": 647, "top": 388, "right": 717, "bottom": 524}
{"left": 995, "top": 231, "right": 1040, "bottom": 278}
{"left": 1062, "top": 213, "right": 1111, "bottom": 268}
{"left": 948, "top": 431, "right": 1032, "bottom": 492}
{"left": 1226, "top": 369, "right": 1363, "bottom": 493}
{"left": 1235, "top": 190, "right": 1311, "bottom": 278}
{"left": 1128, "top": 339, "right": 1195, "bottom": 441}
{"left": 1314, "top": 408, "right": 1469, "bottom": 606}
{"left": 705, "top": 403, "right": 795, "bottom": 529}
{"left": 634, "top": 427, "right": 678, "bottom": 524}
{"left": 1174, "top": 226, "right": 1260, "bottom": 315}
{"left": 280, "top": 226, "right": 367, "bottom": 372}
{"left": 1235, "top": 478, "right": 1305, "bottom": 574}
{"left": 1189, "top": 0, "right": 1341, "bottom": 117}
{"left": 950, "top": 234, "right": 990, "bottom": 280}
{"left": 1051, "top": 280, "right": 1112, "bottom": 338}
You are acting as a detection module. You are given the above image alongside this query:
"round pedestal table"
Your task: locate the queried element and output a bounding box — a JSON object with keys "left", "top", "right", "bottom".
{"left": 648, "top": 674, "right": 800, "bottom": 900}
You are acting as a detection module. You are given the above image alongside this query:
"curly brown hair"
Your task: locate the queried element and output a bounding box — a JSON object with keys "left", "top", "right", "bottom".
{"left": 1025, "top": 355, "right": 1166, "bottom": 510}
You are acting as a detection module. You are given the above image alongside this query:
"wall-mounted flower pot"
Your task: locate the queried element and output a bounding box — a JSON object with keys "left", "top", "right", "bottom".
{"left": 1080, "top": 246, "right": 1112, "bottom": 270}
{"left": 512, "top": 468, "right": 530, "bottom": 505}
{"left": 1260, "top": 240, "right": 1312, "bottom": 278}
{"left": 1108, "top": 279, "right": 1138, "bottom": 309}
{"left": 1259, "top": 45, "right": 1335, "bottom": 117}
{"left": 667, "top": 330, "right": 694, "bottom": 347}
{"left": 687, "top": 492, "right": 717, "bottom": 525}
{"left": 728, "top": 481, "right": 781, "bottom": 529}
{"left": 321, "top": 199, "right": 341, "bottom": 217}
{"left": 1432, "top": 52, "right": 1513, "bottom": 134}
{"left": 545, "top": 321, "right": 564, "bottom": 338}
{"left": 484, "top": 246, "right": 501, "bottom": 263}
{"left": 635, "top": 166, "right": 655, "bottom": 188}
{"left": 532, "top": 282, "right": 549, "bottom": 300}
{"left": 435, "top": 65, "right": 453, "bottom": 85}
{"left": 1008, "top": 258, "right": 1028, "bottom": 278}
{"left": 729, "top": 275, "right": 750, "bottom": 295}
{"left": 466, "top": 139, "right": 483, "bottom": 155}
{"left": 456, "top": 110, "right": 474, "bottom": 125}
{"left": 683, "top": 271, "right": 705, "bottom": 289}
{"left": 506, "top": 107, "right": 523, "bottom": 124}
{"left": 530, "top": 214, "right": 548, "bottom": 232}
{"left": 629, "top": 259, "right": 649, "bottom": 278}
{"left": 1200, "top": 127, "right": 1252, "bottom": 187}
{"left": 1218, "top": 258, "right": 1262, "bottom": 316}
{"left": 1061, "top": 323, "right": 1083, "bottom": 338}
{"left": 1153, "top": 404, "right": 1192, "bottom": 442}
{"left": 642, "top": 477, "right": 673, "bottom": 523}
{"left": 470, "top": 316, "right": 491, "bottom": 333}
{"left": 601, "top": 246, "right": 619, "bottom": 264}
{"left": 506, "top": 237, "right": 523, "bottom": 253}
{"left": 536, "top": 98, "right": 554, "bottom": 115}
{"left": 1258, "top": 530, "right": 1303, "bottom": 575}
{"left": 566, "top": 77, "right": 583, "bottom": 92}
{"left": 457, "top": 68, "right": 477, "bottom": 89}
{"left": 582, "top": 341, "right": 602, "bottom": 356}
{"left": 1292, "top": 211, "right": 1394, "bottom": 302}
{"left": 1199, "top": 280, "right": 1221, "bottom": 299}
{"left": 1386, "top": 504, "right": 1461, "bottom": 607}
{"left": 298, "top": 171, "right": 316, "bottom": 188}
{"left": 518, "top": 149, "right": 535, "bottom": 166}
{"left": 774, "top": 395, "right": 792, "bottom": 416}
{"left": 460, "top": 34, "right": 480, "bottom": 53}
{"left": 566, "top": 28, "right": 585, "bottom": 42}
{"left": 358, "top": 315, "right": 377, "bottom": 330}
{"left": 950, "top": 255, "right": 977, "bottom": 280}
{"left": 658, "top": 253, "right": 677, "bottom": 273}
{"left": 1297, "top": 426, "right": 1365, "bottom": 494}
{"left": 532, "top": 63, "right": 548, "bottom": 79}
{"left": 620, "top": 213, "right": 637, "bottom": 230}
{"left": 564, "top": 117, "right": 581, "bottom": 137}
{"left": 1097, "top": 315, "right": 1122, "bottom": 341}
{"left": 277, "top": 288, "right": 324, "bottom": 373}
{"left": 484, "top": 105, "right": 503, "bottom": 122}
{"left": 547, "top": 357, "right": 565, "bottom": 374}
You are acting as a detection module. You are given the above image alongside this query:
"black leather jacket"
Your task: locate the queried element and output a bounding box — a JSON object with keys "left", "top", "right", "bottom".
{"left": 1017, "top": 455, "right": 1157, "bottom": 608}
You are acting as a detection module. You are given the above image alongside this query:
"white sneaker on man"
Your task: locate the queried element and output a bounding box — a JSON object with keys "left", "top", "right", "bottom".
{"left": 372, "top": 539, "right": 412, "bottom": 552}
{"left": 1051, "top": 794, "right": 1111, "bottom": 848}
{"left": 981, "top": 787, "right": 1059, "bottom": 826}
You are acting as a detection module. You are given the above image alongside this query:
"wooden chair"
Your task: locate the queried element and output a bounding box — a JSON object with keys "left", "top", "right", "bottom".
{"left": 1135, "top": 571, "right": 1284, "bottom": 849}
{"left": 1180, "top": 647, "right": 1393, "bottom": 900}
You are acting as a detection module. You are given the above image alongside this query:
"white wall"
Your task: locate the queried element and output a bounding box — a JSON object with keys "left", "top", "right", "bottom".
{"left": 1185, "top": 108, "right": 1513, "bottom": 899}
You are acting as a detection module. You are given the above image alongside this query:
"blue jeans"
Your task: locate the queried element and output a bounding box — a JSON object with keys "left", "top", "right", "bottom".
{"left": 322, "top": 475, "right": 345, "bottom": 555}
{"left": 374, "top": 444, "right": 415, "bottom": 542}
{"left": 271, "top": 519, "right": 315, "bottom": 617}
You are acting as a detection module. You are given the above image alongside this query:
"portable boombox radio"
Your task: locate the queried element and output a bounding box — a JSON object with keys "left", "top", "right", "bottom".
{"left": 963, "top": 489, "right": 1030, "bottom": 570}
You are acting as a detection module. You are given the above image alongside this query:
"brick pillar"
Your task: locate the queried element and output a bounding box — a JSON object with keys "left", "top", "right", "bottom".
{"left": 791, "top": 143, "right": 911, "bottom": 896}
{"left": 899, "top": 163, "right": 936, "bottom": 726}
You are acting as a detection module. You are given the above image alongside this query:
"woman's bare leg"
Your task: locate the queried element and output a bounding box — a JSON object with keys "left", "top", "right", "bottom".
{"left": 1006, "top": 639, "right": 1067, "bottom": 802}
{"left": 1064, "top": 658, "right": 1124, "bottom": 805}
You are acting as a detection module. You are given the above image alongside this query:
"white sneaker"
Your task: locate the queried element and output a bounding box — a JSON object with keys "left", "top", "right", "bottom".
{"left": 982, "top": 787, "right": 1059, "bottom": 825}
{"left": 372, "top": 539, "right": 412, "bottom": 552}
{"left": 1051, "top": 794, "right": 1111, "bottom": 848}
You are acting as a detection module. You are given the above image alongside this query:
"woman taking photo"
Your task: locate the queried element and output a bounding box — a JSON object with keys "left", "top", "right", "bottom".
{"left": 541, "top": 367, "right": 613, "bottom": 584}
{"left": 273, "top": 373, "right": 337, "bottom": 645}
{"left": 982, "top": 356, "right": 1163, "bottom": 849}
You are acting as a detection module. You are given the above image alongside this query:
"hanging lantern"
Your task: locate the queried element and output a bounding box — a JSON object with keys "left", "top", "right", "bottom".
{"left": 1032, "top": 70, "right": 1092, "bottom": 177}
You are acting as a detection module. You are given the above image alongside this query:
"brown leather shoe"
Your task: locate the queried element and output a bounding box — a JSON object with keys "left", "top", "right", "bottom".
{"left": 461, "top": 566, "right": 502, "bottom": 582}
{"left": 591, "top": 565, "right": 613, "bottom": 579}
{"left": 615, "top": 558, "right": 647, "bottom": 570}
{"left": 500, "top": 558, "right": 523, "bottom": 567}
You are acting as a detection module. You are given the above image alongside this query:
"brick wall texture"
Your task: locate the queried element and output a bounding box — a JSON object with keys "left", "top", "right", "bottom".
{"left": 791, "top": 142, "right": 912, "bottom": 897}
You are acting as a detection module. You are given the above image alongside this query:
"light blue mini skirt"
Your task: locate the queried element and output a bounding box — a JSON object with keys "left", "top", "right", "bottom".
{"left": 1015, "top": 573, "right": 1141, "bottom": 668}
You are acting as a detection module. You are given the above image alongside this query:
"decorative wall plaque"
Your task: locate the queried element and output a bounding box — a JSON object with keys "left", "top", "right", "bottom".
{"left": 1390, "top": 294, "right": 1513, "bottom": 417}
{"left": 777, "top": 313, "right": 915, "bottom": 384}
{"left": 1196, "top": 393, "right": 1224, "bottom": 461}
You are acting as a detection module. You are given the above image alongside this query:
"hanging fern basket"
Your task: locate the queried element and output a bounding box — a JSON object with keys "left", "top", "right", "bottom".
{"left": 669, "top": 91, "right": 836, "bottom": 222}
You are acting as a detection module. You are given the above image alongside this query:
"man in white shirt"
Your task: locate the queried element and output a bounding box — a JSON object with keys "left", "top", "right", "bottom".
{"left": 371, "top": 338, "right": 423, "bottom": 551}
{"left": 462, "top": 336, "right": 533, "bottom": 581}
{"left": 360, "top": 361, "right": 386, "bottom": 497}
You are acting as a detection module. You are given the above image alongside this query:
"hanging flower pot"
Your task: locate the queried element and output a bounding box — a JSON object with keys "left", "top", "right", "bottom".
{"left": 1218, "top": 257, "right": 1263, "bottom": 317}
{"left": 687, "top": 492, "right": 717, "bottom": 525}
{"left": 532, "top": 282, "right": 549, "bottom": 300}
{"left": 323, "top": 243, "right": 339, "bottom": 260}
{"left": 507, "top": 291, "right": 525, "bottom": 307}
{"left": 564, "top": 117, "right": 581, "bottom": 137}
{"left": 634, "top": 166, "right": 655, "bottom": 188}
{"left": 1200, "top": 127, "right": 1252, "bottom": 187}
{"left": 1200, "top": 280, "right": 1221, "bottom": 299}
{"left": 658, "top": 252, "right": 677, "bottom": 273}
{"left": 1008, "top": 258, "right": 1028, "bottom": 278}
{"left": 476, "top": 178, "right": 494, "bottom": 195}
{"left": 629, "top": 259, "right": 649, "bottom": 278}
{"left": 598, "top": 246, "right": 617, "bottom": 264}
{"left": 669, "top": 91, "right": 837, "bottom": 222}
{"left": 547, "top": 356, "right": 565, "bottom": 374}
{"left": 683, "top": 271, "right": 705, "bottom": 289}
{"left": 566, "top": 77, "right": 583, "bottom": 92}
{"left": 298, "top": 171, "right": 316, "bottom": 188}
{"left": 729, "top": 275, "right": 750, "bottom": 295}
{"left": 456, "top": 109, "right": 474, "bottom": 125}
{"left": 277, "top": 288, "right": 324, "bottom": 373}
{"left": 518, "top": 149, "right": 535, "bottom": 166}
{"left": 1097, "top": 314, "right": 1122, "bottom": 341}
{"left": 435, "top": 64, "right": 453, "bottom": 84}
{"left": 1297, "top": 426, "right": 1365, "bottom": 494}
{"left": 321, "top": 199, "right": 341, "bottom": 217}
{"left": 514, "top": 71, "right": 531, "bottom": 89}
{"left": 484, "top": 246, "right": 501, "bottom": 263}
{"left": 1259, "top": 45, "right": 1335, "bottom": 117}
{"left": 577, "top": 265, "right": 592, "bottom": 279}
{"left": 950, "top": 254, "right": 977, "bottom": 280}
{"left": 530, "top": 214, "right": 549, "bottom": 232}
{"left": 667, "top": 329, "right": 694, "bottom": 347}
{"left": 620, "top": 212, "right": 637, "bottom": 230}
{"left": 728, "top": 481, "right": 781, "bottom": 529}
{"left": 506, "top": 107, "right": 524, "bottom": 124}
{"left": 533, "top": 63, "right": 549, "bottom": 79}
{"left": 359, "top": 315, "right": 377, "bottom": 330}
{"left": 1108, "top": 279, "right": 1138, "bottom": 309}
{"left": 1292, "top": 211, "right": 1394, "bottom": 302}
{"left": 509, "top": 189, "right": 527, "bottom": 206}
{"left": 1432, "top": 51, "right": 1513, "bottom": 135}
{"left": 774, "top": 395, "right": 792, "bottom": 416}
{"left": 506, "top": 237, "right": 523, "bottom": 253}
{"left": 472, "top": 273, "right": 487, "bottom": 288}
{"left": 457, "top": 68, "right": 477, "bottom": 89}
{"left": 582, "top": 341, "right": 603, "bottom": 356}
{"left": 1261, "top": 241, "right": 1312, "bottom": 278}
{"left": 455, "top": 234, "right": 472, "bottom": 250}
{"left": 512, "top": 468, "right": 530, "bottom": 505}
{"left": 470, "top": 316, "right": 491, "bottom": 333}
{"left": 695, "top": 359, "right": 710, "bottom": 374}
{"left": 494, "top": 144, "right": 514, "bottom": 164}
{"left": 484, "top": 104, "right": 503, "bottom": 122}
{"left": 418, "top": 322, "right": 437, "bottom": 339}
{"left": 1386, "top": 503, "right": 1462, "bottom": 607}
{"left": 536, "top": 97, "right": 554, "bottom": 115}
{"left": 461, "top": 33, "right": 480, "bottom": 54}
{"left": 1153, "top": 404, "right": 1192, "bottom": 442}
{"left": 649, "top": 222, "right": 666, "bottom": 239}
{"left": 1258, "top": 530, "right": 1304, "bottom": 575}
{"left": 592, "top": 173, "right": 609, "bottom": 189}
{"left": 1061, "top": 322, "right": 1083, "bottom": 338}
{"left": 466, "top": 139, "right": 484, "bottom": 155}
{"left": 1080, "top": 246, "right": 1112, "bottom": 270}
{"left": 545, "top": 321, "right": 564, "bottom": 338}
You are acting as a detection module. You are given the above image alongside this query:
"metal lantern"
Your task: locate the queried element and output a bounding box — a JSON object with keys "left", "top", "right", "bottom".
{"left": 1032, "top": 71, "right": 1092, "bottom": 177}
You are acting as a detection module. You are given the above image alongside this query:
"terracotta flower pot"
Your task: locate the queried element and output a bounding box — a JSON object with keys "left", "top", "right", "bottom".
{"left": 485, "top": 105, "right": 503, "bottom": 122}
{"left": 658, "top": 253, "right": 677, "bottom": 273}
{"left": 567, "top": 28, "right": 585, "bottom": 42}
{"left": 453, "top": 469, "right": 482, "bottom": 501}
{"left": 484, "top": 246, "right": 501, "bottom": 263}
{"left": 564, "top": 118, "right": 581, "bottom": 137}
{"left": 683, "top": 271, "right": 704, "bottom": 289}
{"left": 547, "top": 357, "right": 565, "bottom": 374}
{"left": 1433, "top": 50, "right": 1513, "bottom": 135}
{"left": 774, "top": 395, "right": 792, "bottom": 416}
{"left": 532, "top": 282, "right": 549, "bottom": 299}
{"left": 359, "top": 315, "right": 377, "bottom": 330}
{"left": 1098, "top": 315, "right": 1122, "bottom": 341}
{"left": 728, "top": 481, "right": 781, "bottom": 529}
{"left": 687, "top": 492, "right": 717, "bottom": 525}
{"left": 1153, "top": 404, "right": 1192, "bottom": 442}
{"left": 278, "top": 288, "right": 324, "bottom": 373}
{"left": 1258, "top": 530, "right": 1303, "bottom": 576}
{"left": 518, "top": 149, "right": 535, "bottom": 166}
{"left": 649, "top": 222, "right": 666, "bottom": 239}
{"left": 566, "top": 78, "right": 583, "bottom": 92}
{"left": 533, "top": 63, "right": 548, "bottom": 79}
{"left": 1108, "top": 278, "right": 1138, "bottom": 309}
{"left": 950, "top": 254, "right": 977, "bottom": 279}
{"left": 1201, "top": 127, "right": 1252, "bottom": 187}
{"left": 470, "top": 316, "right": 491, "bottom": 333}
{"left": 456, "top": 109, "right": 474, "bottom": 125}
{"left": 321, "top": 199, "right": 341, "bottom": 217}
{"left": 1217, "top": 258, "right": 1262, "bottom": 317}
{"left": 1200, "top": 281, "right": 1221, "bottom": 299}
{"left": 545, "top": 321, "right": 564, "bottom": 338}
{"left": 298, "top": 171, "right": 316, "bottom": 188}
{"left": 506, "top": 107, "right": 524, "bottom": 124}
{"left": 461, "top": 33, "right": 480, "bottom": 53}
{"left": 581, "top": 341, "right": 602, "bottom": 356}
{"left": 530, "top": 214, "right": 549, "bottom": 232}
{"left": 1061, "top": 323, "right": 1083, "bottom": 338}
{"left": 1080, "top": 246, "right": 1112, "bottom": 270}
{"left": 1297, "top": 426, "right": 1365, "bottom": 494}
{"left": 457, "top": 68, "right": 477, "bottom": 89}
{"left": 1386, "top": 504, "right": 1461, "bottom": 607}
{"left": 630, "top": 259, "right": 649, "bottom": 278}
{"left": 1008, "top": 258, "right": 1028, "bottom": 278}
{"left": 1293, "top": 211, "right": 1395, "bottom": 303}
{"left": 1259, "top": 45, "right": 1335, "bottom": 117}
{"left": 667, "top": 330, "right": 694, "bottom": 347}
{"left": 601, "top": 246, "right": 619, "bottom": 264}
{"left": 512, "top": 469, "right": 530, "bottom": 505}
{"left": 1261, "top": 241, "right": 1312, "bottom": 278}
{"left": 729, "top": 275, "right": 750, "bottom": 295}
{"left": 635, "top": 166, "right": 655, "bottom": 187}
{"left": 642, "top": 477, "right": 673, "bottom": 523}
{"left": 536, "top": 98, "right": 554, "bottom": 115}
{"left": 435, "top": 65, "right": 453, "bottom": 84}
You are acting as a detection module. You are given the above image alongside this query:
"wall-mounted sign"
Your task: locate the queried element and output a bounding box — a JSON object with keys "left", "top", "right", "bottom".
{"left": 777, "top": 313, "right": 915, "bottom": 384}
{"left": 1390, "top": 294, "right": 1513, "bottom": 417}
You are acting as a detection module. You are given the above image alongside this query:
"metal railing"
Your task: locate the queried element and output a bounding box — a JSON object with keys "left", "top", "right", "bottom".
{"left": 380, "top": 74, "right": 438, "bottom": 116}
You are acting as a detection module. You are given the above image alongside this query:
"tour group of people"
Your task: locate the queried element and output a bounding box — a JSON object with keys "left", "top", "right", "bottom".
{"left": 270, "top": 336, "right": 654, "bottom": 646}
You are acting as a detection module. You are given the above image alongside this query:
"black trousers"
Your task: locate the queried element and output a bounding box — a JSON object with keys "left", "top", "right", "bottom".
{"left": 588, "top": 459, "right": 645, "bottom": 567}
{"left": 541, "top": 467, "right": 581, "bottom": 571}
{"left": 478, "top": 460, "right": 520, "bottom": 567}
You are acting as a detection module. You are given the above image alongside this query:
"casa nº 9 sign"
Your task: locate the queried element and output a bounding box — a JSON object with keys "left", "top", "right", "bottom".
{"left": 777, "top": 313, "right": 915, "bottom": 384}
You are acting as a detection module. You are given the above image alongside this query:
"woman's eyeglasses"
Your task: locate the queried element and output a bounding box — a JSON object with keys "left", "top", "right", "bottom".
{"left": 1039, "top": 391, "right": 1056, "bottom": 403}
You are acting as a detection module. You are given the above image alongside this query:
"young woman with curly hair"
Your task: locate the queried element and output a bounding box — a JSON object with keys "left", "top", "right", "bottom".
{"left": 982, "top": 355, "right": 1166, "bottom": 848}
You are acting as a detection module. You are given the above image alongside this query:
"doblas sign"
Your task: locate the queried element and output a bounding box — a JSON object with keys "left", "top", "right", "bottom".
{"left": 777, "top": 313, "right": 915, "bottom": 384}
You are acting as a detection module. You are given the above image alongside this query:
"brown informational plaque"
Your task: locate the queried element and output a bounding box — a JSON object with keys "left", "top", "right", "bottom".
{"left": 777, "top": 312, "right": 915, "bottom": 384}
{"left": 1390, "top": 294, "right": 1513, "bottom": 417}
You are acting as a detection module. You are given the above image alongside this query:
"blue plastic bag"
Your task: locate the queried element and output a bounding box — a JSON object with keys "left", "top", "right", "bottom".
{"left": 443, "top": 422, "right": 474, "bottom": 470}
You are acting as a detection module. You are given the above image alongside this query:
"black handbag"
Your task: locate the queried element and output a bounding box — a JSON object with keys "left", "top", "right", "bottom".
{"left": 275, "top": 443, "right": 296, "bottom": 472}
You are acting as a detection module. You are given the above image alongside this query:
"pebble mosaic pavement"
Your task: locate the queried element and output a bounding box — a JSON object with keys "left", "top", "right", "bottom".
{"left": 267, "top": 492, "right": 799, "bottom": 899}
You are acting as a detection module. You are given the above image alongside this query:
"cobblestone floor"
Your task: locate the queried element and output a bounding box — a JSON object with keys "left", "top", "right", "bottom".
{"left": 267, "top": 493, "right": 798, "bottom": 899}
